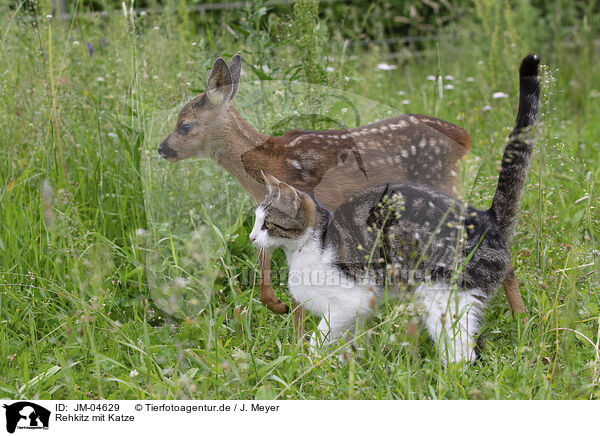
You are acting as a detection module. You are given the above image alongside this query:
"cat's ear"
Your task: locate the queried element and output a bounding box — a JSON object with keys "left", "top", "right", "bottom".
{"left": 260, "top": 172, "right": 300, "bottom": 216}
{"left": 276, "top": 181, "right": 301, "bottom": 217}
{"left": 261, "top": 171, "right": 280, "bottom": 194}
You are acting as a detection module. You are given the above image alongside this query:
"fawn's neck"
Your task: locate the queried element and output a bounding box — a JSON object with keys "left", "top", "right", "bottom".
{"left": 212, "top": 106, "right": 270, "bottom": 203}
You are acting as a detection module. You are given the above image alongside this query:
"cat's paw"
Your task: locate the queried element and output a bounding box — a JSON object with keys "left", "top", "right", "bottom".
{"left": 309, "top": 331, "right": 327, "bottom": 354}
{"left": 442, "top": 346, "right": 479, "bottom": 368}
{"left": 308, "top": 331, "right": 339, "bottom": 357}
{"left": 308, "top": 332, "right": 318, "bottom": 353}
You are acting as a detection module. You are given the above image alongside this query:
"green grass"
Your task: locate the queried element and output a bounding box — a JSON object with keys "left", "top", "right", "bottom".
{"left": 0, "top": 0, "right": 599, "bottom": 399}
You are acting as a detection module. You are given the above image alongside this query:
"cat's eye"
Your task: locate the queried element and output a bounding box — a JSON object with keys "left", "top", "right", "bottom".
{"left": 262, "top": 222, "right": 272, "bottom": 230}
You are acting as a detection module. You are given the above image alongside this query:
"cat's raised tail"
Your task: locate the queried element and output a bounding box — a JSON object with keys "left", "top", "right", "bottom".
{"left": 488, "top": 54, "right": 541, "bottom": 241}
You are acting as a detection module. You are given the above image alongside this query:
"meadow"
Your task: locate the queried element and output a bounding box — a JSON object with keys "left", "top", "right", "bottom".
{"left": 0, "top": 0, "right": 599, "bottom": 399}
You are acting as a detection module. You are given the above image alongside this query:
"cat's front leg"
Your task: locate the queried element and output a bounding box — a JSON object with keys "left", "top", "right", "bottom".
{"left": 309, "top": 318, "right": 330, "bottom": 351}
{"left": 309, "top": 311, "right": 361, "bottom": 352}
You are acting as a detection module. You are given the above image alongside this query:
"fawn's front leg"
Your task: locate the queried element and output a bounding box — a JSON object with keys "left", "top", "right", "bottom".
{"left": 257, "top": 248, "right": 289, "bottom": 314}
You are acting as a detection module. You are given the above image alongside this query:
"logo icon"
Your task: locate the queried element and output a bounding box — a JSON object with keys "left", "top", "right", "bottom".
{"left": 2, "top": 402, "right": 50, "bottom": 434}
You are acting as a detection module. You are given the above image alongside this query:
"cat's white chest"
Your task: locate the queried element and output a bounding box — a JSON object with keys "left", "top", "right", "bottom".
{"left": 285, "top": 239, "right": 374, "bottom": 319}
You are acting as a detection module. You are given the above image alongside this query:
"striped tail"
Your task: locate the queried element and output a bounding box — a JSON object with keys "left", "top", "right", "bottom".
{"left": 488, "top": 54, "right": 540, "bottom": 240}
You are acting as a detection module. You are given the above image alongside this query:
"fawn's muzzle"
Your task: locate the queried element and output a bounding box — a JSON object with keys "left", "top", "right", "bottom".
{"left": 158, "top": 141, "right": 177, "bottom": 159}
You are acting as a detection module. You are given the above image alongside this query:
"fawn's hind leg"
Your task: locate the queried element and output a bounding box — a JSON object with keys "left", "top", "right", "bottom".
{"left": 502, "top": 265, "right": 527, "bottom": 321}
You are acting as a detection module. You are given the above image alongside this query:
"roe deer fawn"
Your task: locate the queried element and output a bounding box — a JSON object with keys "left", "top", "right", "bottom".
{"left": 158, "top": 55, "right": 527, "bottom": 335}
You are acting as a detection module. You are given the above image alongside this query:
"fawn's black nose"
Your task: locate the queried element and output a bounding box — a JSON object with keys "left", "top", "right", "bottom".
{"left": 158, "top": 141, "right": 176, "bottom": 159}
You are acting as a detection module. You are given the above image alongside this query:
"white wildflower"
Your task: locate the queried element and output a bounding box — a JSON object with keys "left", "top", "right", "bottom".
{"left": 482, "top": 105, "right": 493, "bottom": 111}
{"left": 107, "top": 132, "right": 118, "bottom": 139}
{"left": 129, "top": 369, "right": 139, "bottom": 377}
{"left": 401, "top": 99, "right": 410, "bottom": 105}
{"left": 493, "top": 92, "right": 509, "bottom": 99}
{"left": 426, "top": 75, "right": 436, "bottom": 81}
{"left": 444, "top": 75, "right": 455, "bottom": 81}
{"left": 444, "top": 84, "right": 454, "bottom": 90}
{"left": 466, "top": 76, "right": 475, "bottom": 82}
{"left": 173, "top": 277, "right": 189, "bottom": 289}
{"left": 376, "top": 63, "right": 397, "bottom": 71}
{"left": 326, "top": 66, "right": 335, "bottom": 72}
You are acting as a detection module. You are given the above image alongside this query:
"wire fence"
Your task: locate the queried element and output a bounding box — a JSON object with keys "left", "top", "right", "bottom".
{"left": 50, "top": 0, "right": 343, "bottom": 19}
{"left": 46, "top": 0, "right": 456, "bottom": 57}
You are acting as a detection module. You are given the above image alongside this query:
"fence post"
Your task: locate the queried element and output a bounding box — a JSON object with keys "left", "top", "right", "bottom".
{"left": 52, "top": 0, "right": 67, "bottom": 18}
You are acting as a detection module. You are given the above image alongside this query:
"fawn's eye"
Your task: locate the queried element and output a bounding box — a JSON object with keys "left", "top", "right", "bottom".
{"left": 178, "top": 123, "right": 192, "bottom": 135}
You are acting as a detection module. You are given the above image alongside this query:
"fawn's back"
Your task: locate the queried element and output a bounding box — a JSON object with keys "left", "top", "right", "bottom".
{"left": 158, "top": 55, "right": 472, "bottom": 210}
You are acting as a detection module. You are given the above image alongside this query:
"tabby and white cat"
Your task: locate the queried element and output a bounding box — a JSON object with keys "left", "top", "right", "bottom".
{"left": 249, "top": 55, "right": 540, "bottom": 364}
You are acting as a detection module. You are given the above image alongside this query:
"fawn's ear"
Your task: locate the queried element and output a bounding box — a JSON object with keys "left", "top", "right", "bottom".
{"left": 228, "top": 54, "right": 241, "bottom": 101}
{"left": 206, "top": 57, "right": 233, "bottom": 104}
{"left": 276, "top": 181, "right": 301, "bottom": 217}
{"left": 261, "top": 171, "right": 280, "bottom": 195}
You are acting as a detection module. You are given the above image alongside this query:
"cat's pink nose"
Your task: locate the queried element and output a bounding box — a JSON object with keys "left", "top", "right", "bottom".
{"left": 249, "top": 233, "right": 256, "bottom": 243}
